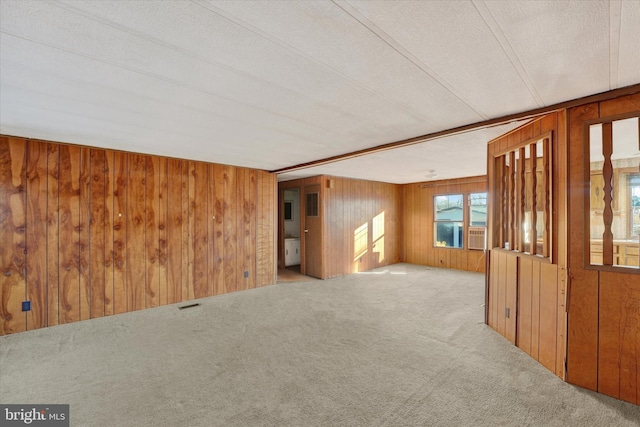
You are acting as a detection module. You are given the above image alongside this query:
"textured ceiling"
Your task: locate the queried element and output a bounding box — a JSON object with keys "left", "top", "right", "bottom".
{"left": 1, "top": 1, "right": 639, "bottom": 184}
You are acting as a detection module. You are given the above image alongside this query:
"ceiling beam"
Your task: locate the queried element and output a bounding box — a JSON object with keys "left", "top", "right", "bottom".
{"left": 272, "top": 83, "right": 640, "bottom": 174}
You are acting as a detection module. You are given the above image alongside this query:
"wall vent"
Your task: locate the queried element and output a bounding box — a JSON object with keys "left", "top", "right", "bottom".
{"left": 468, "top": 227, "right": 487, "bottom": 251}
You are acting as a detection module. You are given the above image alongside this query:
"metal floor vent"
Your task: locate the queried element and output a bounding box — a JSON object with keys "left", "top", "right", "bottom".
{"left": 178, "top": 303, "right": 200, "bottom": 310}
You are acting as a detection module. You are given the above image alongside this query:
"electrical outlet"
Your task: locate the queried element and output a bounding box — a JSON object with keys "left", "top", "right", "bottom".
{"left": 505, "top": 307, "right": 510, "bottom": 318}
{"left": 244, "top": 271, "right": 249, "bottom": 278}
{"left": 22, "top": 301, "right": 31, "bottom": 312}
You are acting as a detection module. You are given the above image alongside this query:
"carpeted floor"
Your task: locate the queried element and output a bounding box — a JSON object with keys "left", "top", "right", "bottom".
{"left": 1, "top": 263, "right": 638, "bottom": 426}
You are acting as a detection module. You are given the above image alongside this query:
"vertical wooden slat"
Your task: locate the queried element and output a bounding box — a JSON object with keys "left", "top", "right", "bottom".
{"left": 145, "top": 156, "right": 159, "bottom": 308}
{"left": 601, "top": 122, "right": 614, "bottom": 265}
{"left": 166, "top": 158, "right": 183, "bottom": 304}
{"left": 542, "top": 137, "right": 551, "bottom": 258}
{"left": 78, "top": 148, "right": 90, "bottom": 320}
{"left": 191, "top": 161, "right": 208, "bottom": 299}
{"left": 88, "top": 149, "right": 106, "bottom": 319}
{"left": 104, "top": 150, "right": 114, "bottom": 316}
{"left": 530, "top": 261, "right": 541, "bottom": 360}
{"left": 518, "top": 257, "right": 533, "bottom": 355}
{"left": 223, "top": 165, "right": 237, "bottom": 294}
{"left": 46, "top": 143, "right": 60, "bottom": 326}
{"left": 248, "top": 169, "right": 257, "bottom": 288}
{"left": 207, "top": 163, "right": 216, "bottom": 295}
{"left": 58, "top": 144, "right": 81, "bottom": 324}
{"left": 187, "top": 161, "right": 196, "bottom": 301}
{"left": 26, "top": 140, "right": 48, "bottom": 330}
{"left": 518, "top": 146, "right": 526, "bottom": 252}
{"left": 0, "top": 138, "right": 27, "bottom": 334}
{"left": 158, "top": 157, "right": 168, "bottom": 306}
{"left": 509, "top": 151, "right": 516, "bottom": 249}
{"left": 127, "top": 153, "right": 146, "bottom": 312}
{"left": 213, "top": 165, "right": 225, "bottom": 293}
{"left": 112, "top": 151, "right": 128, "bottom": 314}
{"left": 180, "top": 160, "right": 189, "bottom": 302}
{"left": 539, "top": 263, "right": 558, "bottom": 372}
{"left": 236, "top": 168, "right": 247, "bottom": 291}
{"left": 529, "top": 142, "right": 537, "bottom": 256}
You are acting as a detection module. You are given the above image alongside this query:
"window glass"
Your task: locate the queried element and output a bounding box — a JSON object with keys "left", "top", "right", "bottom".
{"left": 434, "top": 194, "right": 463, "bottom": 248}
{"left": 469, "top": 192, "right": 487, "bottom": 226}
{"left": 588, "top": 116, "right": 640, "bottom": 268}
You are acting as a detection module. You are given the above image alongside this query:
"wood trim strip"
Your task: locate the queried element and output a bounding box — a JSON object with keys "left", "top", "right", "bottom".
{"left": 530, "top": 142, "right": 537, "bottom": 256}
{"left": 519, "top": 147, "right": 526, "bottom": 252}
{"left": 273, "top": 84, "right": 640, "bottom": 174}
{"left": 509, "top": 151, "right": 516, "bottom": 249}
{"left": 543, "top": 137, "right": 551, "bottom": 258}
{"left": 602, "top": 122, "right": 614, "bottom": 265}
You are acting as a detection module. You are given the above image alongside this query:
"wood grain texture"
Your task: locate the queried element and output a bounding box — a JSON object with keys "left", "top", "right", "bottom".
{"left": 166, "top": 158, "right": 183, "bottom": 304}
{"left": 127, "top": 154, "right": 146, "bottom": 312}
{"left": 212, "top": 165, "right": 225, "bottom": 292}
{"left": 58, "top": 144, "right": 81, "bottom": 324}
{"left": 88, "top": 149, "right": 106, "bottom": 319}
{"left": 112, "top": 151, "right": 128, "bottom": 314}
{"left": 26, "top": 140, "right": 48, "bottom": 330}
{"left": 0, "top": 136, "right": 278, "bottom": 335}
{"left": 287, "top": 176, "right": 403, "bottom": 279}
{"left": 539, "top": 262, "right": 558, "bottom": 372}
{"left": 104, "top": 150, "right": 114, "bottom": 316}
{"left": 46, "top": 143, "right": 60, "bottom": 326}
{"left": 566, "top": 103, "right": 601, "bottom": 392}
{"left": 145, "top": 156, "right": 160, "bottom": 308}
{"left": 402, "top": 177, "right": 487, "bottom": 273}
{"left": 78, "top": 148, "right": 90, "bottom": 321}
{"left": 158, "top": 157, "right": 168, "bottom": 307}
{"left": 223, "top": 165, "right": 237, "bottom": 293}
{"left": 0, "top": 137, "right": 27, "bottom": 335}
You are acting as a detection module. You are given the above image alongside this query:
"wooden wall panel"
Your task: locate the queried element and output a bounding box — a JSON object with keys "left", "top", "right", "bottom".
{"left": 46, "top": 143, "right": 60, "bottom": 326}
{"left": 112, "top": 151, "right": 128, "bottom": 314}
{"left": 191, "top": 161, "right": 209, "bottom": 300}
{"left": 279, "top": 176, "right": 402, "bottom": 279}
{"left": 166, "top": 158, "right": 183, "bottom": 304}
{"left": 1, "top": 136, "right": 278, "bottom": 335}
{"left": 88, "top": 149, "right": 106, "bottom": 319}
{"left": 58, "top": 145, "right": 81, "bottom": 324}
{"left": 78, "top": 148, "right": 90, "bottom": 321}
{"left": 127, "top": 154, "right": 146, "bottom": 312}
{"left": 104, "top": 150, "right": 115, "bottom": 316}
{"left": 158, "top": 157, "right": 168, "bottom": 307}
{"left": 223, "top": 165, "right": 237, "bottom": 294}
{"left": 518, "top": 258, "right": 533, "bottom": 354}
{"left": 402, "top": 176, "right": 487, "bottom": 273}
{"left": 539, "top": 263, "right": 558, "bottom": 372}
{"left": 26, "top": 140, "right": 48, "bottom": 330}
{"left": 0, "top": 137, "right": 27, "bottom": 334}
{"left": 145, "top": 156, "right": 160, "bottom": 308}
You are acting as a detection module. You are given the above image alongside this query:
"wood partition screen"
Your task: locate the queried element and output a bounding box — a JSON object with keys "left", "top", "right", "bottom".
{"left": 486, "top": 112, "right": 568, "bottom": 380}
{"left": 566, "top": 93, "right": 640, "bottom": 405}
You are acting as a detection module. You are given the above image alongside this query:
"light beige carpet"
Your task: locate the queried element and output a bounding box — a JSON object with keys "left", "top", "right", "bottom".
{"left": 1, "top": 263, "right": 638, "bottom": 426}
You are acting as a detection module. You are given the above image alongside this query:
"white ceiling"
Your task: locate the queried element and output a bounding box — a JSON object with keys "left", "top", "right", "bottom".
{"left": 1, "top": 1, "right": 639, "bottom": 184}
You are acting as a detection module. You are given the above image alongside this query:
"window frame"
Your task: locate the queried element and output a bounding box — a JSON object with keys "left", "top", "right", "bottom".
{"left": 433, "top": 193, "right": 465, "bottom": 249}
{"left": 583, "top": 112, "right": 640, "bottom": 272}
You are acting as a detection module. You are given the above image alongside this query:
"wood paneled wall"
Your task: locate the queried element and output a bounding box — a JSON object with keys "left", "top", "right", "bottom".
{"left": 278, "top": 176, "right": 403, "bottom": 280}
{"left": 0, "top": 136, "right": 277, "bottom": 335}
{"left": 403, "top": 176, "right": 487, "bottom": 273}
{"left": 566, "top": 92, "right": 640, "bottom": 405}
{"left": 486, "top": 112, "right": 569, "bottom": 380}
{"left": 323, "top": 176, "right": 403, "bottom": 279}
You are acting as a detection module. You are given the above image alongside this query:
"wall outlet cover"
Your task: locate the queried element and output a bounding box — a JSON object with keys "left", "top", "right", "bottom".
{"left": 22, "top": 301, "right": 31, "bottom": 312}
